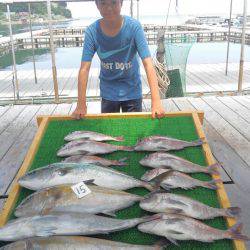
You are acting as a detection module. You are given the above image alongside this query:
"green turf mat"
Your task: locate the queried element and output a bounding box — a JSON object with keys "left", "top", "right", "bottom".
{"left": 0, "top": 116, "right": 233, "bottom": 249}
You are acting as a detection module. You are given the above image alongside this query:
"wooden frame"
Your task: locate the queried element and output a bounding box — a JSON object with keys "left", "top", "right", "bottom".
{"left": 0, "top": 111, "right": 245, "bottom": 250}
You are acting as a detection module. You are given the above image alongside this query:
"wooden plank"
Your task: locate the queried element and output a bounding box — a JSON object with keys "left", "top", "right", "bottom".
{"left": 0, "top": 105, "right": 27, "bottom": 136}
{"left": 217, "top": 96, "right": 250, "bottom": 123}
{"left": 0, "top": 117, "right": 49, "bottom": 226}
{"left": 203, "top": 121, "right": 250, "bottom": 190}
{"left": 0, "top": 105, "right": 10, "bottom": 118}
{"left": 189, "top": 97, "right": 250, "bottom": 164}
{"left": 192, "top": 112, "right": 246, "bottom": 250}
{"left": 202, "top": 96, "right": 250, "bottom": 140}
{"left": 0, "top": 105, "right": 41, "bottom": 160}
{"left": 172, "top": 97, "right": 231, "bottom": 183}
{"left": 0, "top": 199, "right": 6, "bottom": 215}
{"left": 53, "top": 103, "right": 73, "bottom": 115}
{"left": 231, "top": 96, "right": 250, "bottom": 111}
{"left": 224, "top": 184, "right": 250, "bottom": 250}
{"left": 4, "top": 104, "right": 57, "bottom": 195}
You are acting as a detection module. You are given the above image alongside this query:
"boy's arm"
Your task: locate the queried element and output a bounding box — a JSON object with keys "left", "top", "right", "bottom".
{"left": 142, "top": 57, "right": 165, "bottom": 118}
{"left": 71, "top": 61, "right": 91, "bottom": 119}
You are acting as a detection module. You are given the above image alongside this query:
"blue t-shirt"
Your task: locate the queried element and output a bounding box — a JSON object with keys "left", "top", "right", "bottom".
{"left": 81, "top": 15, "right": 151, "bottom": 101}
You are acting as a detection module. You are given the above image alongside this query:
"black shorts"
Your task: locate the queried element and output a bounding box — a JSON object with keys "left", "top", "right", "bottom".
{"left": 101, "top": 98, "right": 142, "bottom": 113}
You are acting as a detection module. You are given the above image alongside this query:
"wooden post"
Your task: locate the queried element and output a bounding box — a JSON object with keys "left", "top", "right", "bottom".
{"left": 7, "top": 4, "right": 19, "bottom": 100}
{"left": 47, "top": 0, "right": 59, "bottom": 103}
{"left": 238, "top": 0, "right": 247, "bottom": 93}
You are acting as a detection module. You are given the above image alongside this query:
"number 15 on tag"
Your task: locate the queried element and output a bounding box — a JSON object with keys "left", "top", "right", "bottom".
{"left": 71, "top": 181, "right": 91, "bottom": 199}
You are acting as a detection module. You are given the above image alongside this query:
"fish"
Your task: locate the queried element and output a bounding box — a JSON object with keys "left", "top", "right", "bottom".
{"left": 0, "top": 236, "right": 163, "bottom": 250}
{"left": 139, "top": 152, "right": 219, "bottom": 174}
{"left": 18, "top": 163, "right": 155, "bottom": 191}
{"left": 64, "top": 130, "right": 124, "bottom": 142}
{"left": 0, "top": 213, "right": 160, "bottom": 242}
{"left": 140, "top": 192, "right": 241, "bottom": 220}
{"left": 15, "top": 184, "right": 143, "bottom": 218}
{"left": 138, "top": 214, "right": 249, "bottom": 244}
{"left": 149, "top": 170, "right": 221, "bottom": 190}
{"left": 141, "top": 168, "right": 173, "bottom": 181}
{"left": 134, "top": 136, "right": 203, "bottom": 152}
{"left": 62, "top": 155, "right": 127, "bottom": 166}
{"left": 57, "top": 140, "right": 133, "bottom": 157}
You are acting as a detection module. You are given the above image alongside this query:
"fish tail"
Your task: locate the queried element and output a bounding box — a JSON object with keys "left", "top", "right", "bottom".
{"left": 203, "top": 179, "right": 222, "bottom": 190}
{"left": 190, "top": 138, "right": 204, "bottom": 147}
{"left": 225, "top": 207, "right": 241, "bottom": 218}
{"left": 115, "top": 157, "right": 128, "bottom": 166}
{"left": 120, "top": 146, "right": 134, "bottom": 152}
{"left": 142, "top": 181, "right": 157, "bottom": 191}
{"left": 227, "top": 222, "right": 250, "bottom": 241}
{"left": 206, "top": 163, "right": 221, "bottom": 175}
{"left": 114, "top": 136, "right": 124, "bottom": 142}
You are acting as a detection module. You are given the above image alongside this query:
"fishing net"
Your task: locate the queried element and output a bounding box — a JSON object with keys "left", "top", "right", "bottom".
{"left": 164, "top": 36, "right": 196, "bottom": 93}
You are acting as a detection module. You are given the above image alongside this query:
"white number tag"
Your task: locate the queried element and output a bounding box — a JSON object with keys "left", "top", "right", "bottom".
{"left": 71, "top": 181, "right": 91, "bottom": 199}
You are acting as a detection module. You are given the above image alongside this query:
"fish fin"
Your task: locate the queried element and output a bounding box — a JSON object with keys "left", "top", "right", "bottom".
{"left": 102, "top": 211, "right": 116, "bottom": 217}
{"left": 228, "top": 222, "right": 250, "bottom": 241}
{"left": 36, "top": 227, "right": 57, "bottom": 237}
{"left": 225, "top": 207, "right": 241, "bottom": 218}
{"left": 168, "top": 198, "right": 188, "bottom": 207}
{"left": 144, "top": 189, "right": 166, "bottom": 199}
{"left": 117, "top": 157, "right": 128, "bottom": 166}
{"left": 203, "top": 179, "right": 222, "bottom": 190}
{"left": 160, "top": 183, "right": 173, "bottom": 191}
{"left": 114, "top": 136, "right": 124, "bottom": 142}
{"left": 78, "top": 150, "right": 89, "bottom": 155}
{"left": 190, "top": 138, "right": 204, "bottom": 147}
{"left": 120, "top": 146, "right": 134, "bottom": 152}
{"left": 83, "top": 179, "right": 95, "bottom": 185}
{"left": 150, "top": 171, "right": 175, "bottom": 186}
{"left": 165, "top": 208, "right": 184, "bottom": 214}
{"left": 154, "top": 239, "right": 170, "bottom": 250}
{"left": 165, "top": 237, "right": 179, "bottom": 246}
{"left": 141, "top": 213, "right": 163, "bottom": 223}
{"left": 206, "top": 163, "right": 221, "bottom": 175}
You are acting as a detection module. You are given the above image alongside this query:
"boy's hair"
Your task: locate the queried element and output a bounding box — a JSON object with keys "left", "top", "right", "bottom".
{"left": 95, "top": 0, "right": 123, "bottom": 4}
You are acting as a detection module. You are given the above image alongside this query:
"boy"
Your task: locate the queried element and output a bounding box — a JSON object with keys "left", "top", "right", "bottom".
{"left": 72, "top": 0, "right": 165, "bottom": 119}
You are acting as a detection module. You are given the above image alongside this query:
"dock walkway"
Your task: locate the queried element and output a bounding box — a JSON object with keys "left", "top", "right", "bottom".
{"left": 0, "top": 62, "right": 250, "bottom": 102}
{"left": 0, "top": 96, "right": 250, "bottom": 249}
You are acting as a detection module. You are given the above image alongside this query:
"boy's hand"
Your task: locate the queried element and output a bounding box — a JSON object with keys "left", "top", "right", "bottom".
{"left": 151, "top": 102, "right": 165, "bottom": 119}
{"left": 71, "top": 104, "right": 87, "bottom": 120}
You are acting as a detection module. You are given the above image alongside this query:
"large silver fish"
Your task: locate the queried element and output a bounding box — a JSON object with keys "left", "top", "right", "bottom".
{"left": 134, "top": 136, "right": 203, "bottom": 152}
{"left": 140, "top": 192, "right": 241, "bottom": 220}
{"left": 139, "top": 152, "right": 219, "bottom": 174}
{"left": 138, "top": 214, "right": 249, "bottom": 244}
{"left": 0, "top": 236, "right": 163, "bottom": 250}
{"left": 149, "top": 170, "right": 221, "bottom": 190}
{"left": 18, "top": 163, "right": 154, "bottom": 191}
{"left": 64, "top": 131, "right": 124, "bottom": 142}
{"left": 0, "top": 213, "right": 160, "bottom": 241}
{"left": 62, "top": 155, "right": 127, "bottom": 166}
{"left": 15, "top": 184, "right": 143, "bottom": 217}
{"left": 57, "top": 140, "right": 133, "bottom": 157}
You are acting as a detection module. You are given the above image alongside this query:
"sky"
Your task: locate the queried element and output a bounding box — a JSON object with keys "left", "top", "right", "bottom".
{"left": 67, "top": 0, "right": 250, "bottom": 19}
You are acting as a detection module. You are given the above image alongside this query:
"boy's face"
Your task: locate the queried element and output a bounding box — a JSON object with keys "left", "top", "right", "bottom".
{"left": 96, "top": 0, "right": 122, "bottom": 21}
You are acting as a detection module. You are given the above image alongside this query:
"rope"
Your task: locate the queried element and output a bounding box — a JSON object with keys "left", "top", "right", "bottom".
{"left": 153, "top": 57, "right": 170, "bottom": 96}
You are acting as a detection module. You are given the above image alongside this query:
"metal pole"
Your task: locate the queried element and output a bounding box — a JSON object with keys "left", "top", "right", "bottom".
{"left": 47, "top": 0, "right": 59, "bottom": 102}
{"left": 137, "top": 0, "right": 139, "bottom": 21}
{"left": 225, "top": 0, "right": 233, "bottom": 75}
{"left": 7, "top": 4, "right": 19, "bottom": 100}
{"left": 238, "top": 0, "right": 247, "bottom": 93}
{"left": 130, "top": 0, "right": 133, "bottom": 18}
{"left": 28, "top": 3, "right": 38, "bottom": 84}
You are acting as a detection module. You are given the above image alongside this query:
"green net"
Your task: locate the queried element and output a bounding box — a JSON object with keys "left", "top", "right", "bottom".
{"left": 165, "top": 36, "right": 195, "bottom": 93}
{"left": 0, "top": 116, "right": 233, "bottom": 250}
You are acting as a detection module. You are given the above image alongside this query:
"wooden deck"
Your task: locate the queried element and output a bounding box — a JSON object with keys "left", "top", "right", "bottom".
{"left": 0, "top": 62, "right": 250, "bottom": 102}
{"left": 0, "top": 95, "right": 250, "bottom": 249}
